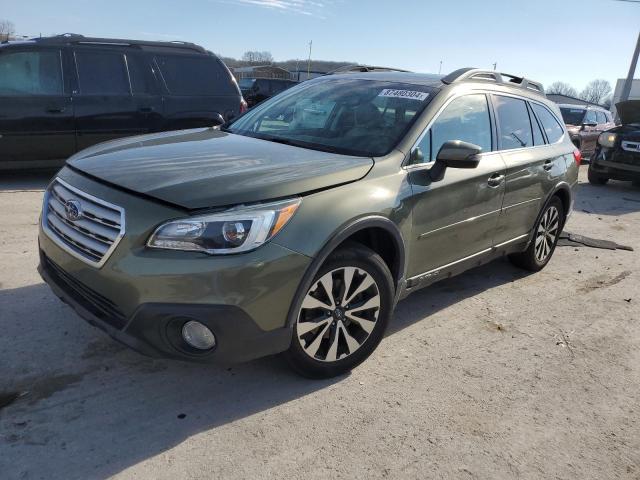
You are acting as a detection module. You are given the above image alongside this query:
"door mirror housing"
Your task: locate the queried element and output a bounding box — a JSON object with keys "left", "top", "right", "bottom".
{"left": 435, "top": 140, "right": 482, "bottom": 169}
{"left": 211, "top": 113, "right": 225, "bottom": 127}
{"left": 409, "top": 147, "right": 425, "bottom": 165}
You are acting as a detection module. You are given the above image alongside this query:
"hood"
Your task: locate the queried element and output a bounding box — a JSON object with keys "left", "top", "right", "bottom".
{"left": 68, "top": 129, "right": 374, "bottom": 209}
{"left": 616, "top": 100, "right": 640, "bottom": 126}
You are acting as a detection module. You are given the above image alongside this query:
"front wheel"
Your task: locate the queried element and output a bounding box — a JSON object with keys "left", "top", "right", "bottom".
{"left": 509, "top": 197, "right": 564, "bottom": 272}
{"left": 284, "top": 244, "right": 394, "bottom": 378}
{"left": 588, "top": 165, "right": 609, "bottom": 185}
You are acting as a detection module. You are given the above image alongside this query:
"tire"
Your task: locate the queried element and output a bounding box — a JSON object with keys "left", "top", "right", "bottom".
{"left": 284, "top": 244, "right": 394, "bottom": 378}
{"left": 509, "top": 196, "right": 564, "bottom": 272}
{"left": 588, "top": 165, "right": 608, "bottom": 185}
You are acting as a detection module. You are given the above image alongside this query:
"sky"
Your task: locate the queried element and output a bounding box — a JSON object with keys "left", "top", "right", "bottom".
{"left": 3, "top": 0, "right": 639, "bottom": 93}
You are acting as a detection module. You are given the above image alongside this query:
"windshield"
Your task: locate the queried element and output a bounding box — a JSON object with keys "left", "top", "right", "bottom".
{"left": 560, "top": 107, "right": 586, "bottom": 125}
{"left": 226, "top": 78, "right": 436, "bottom": 157}
{"left": 239, "top": 78, "right": 256, "bottom": 90}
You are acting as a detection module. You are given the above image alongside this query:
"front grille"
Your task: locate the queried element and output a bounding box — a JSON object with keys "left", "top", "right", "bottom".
{"left": 611, "top": 150, "right": 640, "bottom": 167}
{"left": 42, "top": 253, "right": 127, "bottom": 329}
{"left": 43, "top": 178, "right": 125, "bottom": 267}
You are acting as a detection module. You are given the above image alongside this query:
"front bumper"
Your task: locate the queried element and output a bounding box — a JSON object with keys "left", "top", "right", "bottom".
{"left": 591, "top": 147, "right": 640, "bottom": 181}
{"left": 38, "top": 169, "right": 312, "bottom": 363}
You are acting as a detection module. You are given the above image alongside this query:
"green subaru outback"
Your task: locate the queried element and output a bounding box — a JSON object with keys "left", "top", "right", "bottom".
{"left": 38, "top": 68, "right": 580, "bottom": 378}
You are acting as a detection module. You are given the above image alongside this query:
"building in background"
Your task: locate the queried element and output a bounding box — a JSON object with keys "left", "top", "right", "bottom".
{"left": 232, "top": 65, "right": 291, "bottom": 80}
{"left": 547, "top": 93, "right": 605, "bottom": 108}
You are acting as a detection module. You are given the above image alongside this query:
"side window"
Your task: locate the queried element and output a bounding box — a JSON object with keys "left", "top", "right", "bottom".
{"left": 584, "top": 110, "right": 597, "bottom": 124}
{"left": 126, "top": 55, "right": 155, "bottom": 95}
{"left": 155, "top": 55, "right": 235, "bottom": 96}
{"left": 527, "top": 103, "right": 545, "bottom": 146}
{"left": 75, "top": 51, "right": 130, "bottom": 95}
{"left": 595, "top": 111, "right": 607, "bottom": 124}
{"left": 494, "top": 95, "right": 533, "bottom": 150}
{"left": 0, "top": 50, "right": 63, "bottom": 96}
{"left": 413, "top": 94, "right": 491, "bottom": 164}
{"left": 531, "top": 103, "right": 565, "bottom": 143}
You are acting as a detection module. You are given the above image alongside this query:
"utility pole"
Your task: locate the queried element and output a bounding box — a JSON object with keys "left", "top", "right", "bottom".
{"left": 619, "top": 30, "right": 640, "bottom": 104}
{"left": 492, "top": 62, "right": 497, "bottom": 71}
{"left": 307, "top": 40, "right": 313, "bottom": 80}
{"left": 438, "top": 60, "right": 442, "bottom": 74}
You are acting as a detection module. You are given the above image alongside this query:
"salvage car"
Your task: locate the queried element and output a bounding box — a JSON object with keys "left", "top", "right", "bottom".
{"left": 588, "top": 100, "right": 640, "bottom": 186}
{"left": 239, "top": 77, "right": 298, "bottom": 108}
{"left": 38, "top": 68, "right": 580, "bottom": 378}
{"left": 559, "top": 104, "right": 616, "bottom": 157}
{"left": 0, "top": 34, "right": 245, "bottom": 170}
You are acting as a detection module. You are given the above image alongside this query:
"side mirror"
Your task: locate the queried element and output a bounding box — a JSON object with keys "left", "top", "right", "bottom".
{"left": 211, "top": 113, "right": 225, "bottom": 127}
{"left": 435, "top": 140, "right": 482, "bottom": 169}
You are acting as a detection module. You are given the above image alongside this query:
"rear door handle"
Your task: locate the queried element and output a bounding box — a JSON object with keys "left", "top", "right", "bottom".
{"left": 543, "top": 160, "right": 553, "bottom": 171}
{"left": 488, "top": 173, "right": 505, "bottom": 187}
{"left": 138, "top": 106, "right": 154, "bottom": 113}
{"left": 46, "top": 107, "right": 65, "bottom": 114}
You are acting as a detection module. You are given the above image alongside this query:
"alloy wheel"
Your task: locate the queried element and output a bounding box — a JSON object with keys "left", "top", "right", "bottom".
{"left": 296, "top": 267, "right": 381, "bottom": 362}
{"left": 534, "top": 205, "right": 560, "bottom": 263}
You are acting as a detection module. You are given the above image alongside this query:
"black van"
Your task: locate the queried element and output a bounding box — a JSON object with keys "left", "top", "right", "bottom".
{"left": 0, "top": 34, "right": 245, "bottom": 170}
{"left": 239, "top": 77, "right": 297, "bottom": 108}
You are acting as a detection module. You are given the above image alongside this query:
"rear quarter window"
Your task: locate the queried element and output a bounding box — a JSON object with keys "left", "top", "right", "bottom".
{"left": 155, "top": 55, "right": 236, "bottom": 96}
{"left": 531, "top": 103, "right": 565, "bottom": 144}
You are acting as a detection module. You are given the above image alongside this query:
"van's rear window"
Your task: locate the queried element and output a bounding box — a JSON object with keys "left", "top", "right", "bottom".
{"left": 155, "top": 55, "right": 236, "bottom": 96}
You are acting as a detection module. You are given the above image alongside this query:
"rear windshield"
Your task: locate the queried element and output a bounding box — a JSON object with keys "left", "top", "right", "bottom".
{"left": 227, "top": 78, "right": 435, "bottom": 157}
{"left": 155, "top": 54, "right": 236, "bottom": 96}
{"left": 239, "top": 78, "right": 256, "bottom": 89}
{"left": 560, "top": 107, "right": 585, "bottom": 125}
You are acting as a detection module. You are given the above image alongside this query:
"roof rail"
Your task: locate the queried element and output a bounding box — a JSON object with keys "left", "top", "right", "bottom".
{"left": 441, "top": 68, "right": 545, "bottom": 95}
{"left": 31, "top": 34, "right": 207, "bottom": 53}
{"left": 328, "top": 64, "right": 411, "bottom": 74}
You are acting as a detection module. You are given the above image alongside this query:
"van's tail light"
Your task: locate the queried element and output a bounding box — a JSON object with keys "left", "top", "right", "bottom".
{"left": 240, "top": 99, "right": 248, "bottom": 114}
{"left": 573, "top": 149, "right": 582, "bottom": 166}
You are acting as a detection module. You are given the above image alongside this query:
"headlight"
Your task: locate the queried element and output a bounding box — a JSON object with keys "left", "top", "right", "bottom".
{"left": 598, "top": 132, "right": 617, "bottom": 148}
{"left": 147, "top": 197, "right": 301, "bottom": 254}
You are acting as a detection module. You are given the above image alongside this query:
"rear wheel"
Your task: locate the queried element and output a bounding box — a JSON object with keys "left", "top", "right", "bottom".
{"left": 509, "top": 197, "right": 564, "bottom": 272}
{"left": 284, "top": 244, "right": 394, "bottom": 378}
{"left": 588, "top": 165, "right": 609, "bottom": 185}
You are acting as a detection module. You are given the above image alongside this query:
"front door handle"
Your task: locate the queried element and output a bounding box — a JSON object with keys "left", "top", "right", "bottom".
{"left": 543, "top": 160, "right": 553, "bottom": 171}
{"left": 138, "top": 106, "right": 154, "bottom": 113}
{"left": 46, "top": 106, "right": 65, "bottom": 114}
{"left": 488, "top": 173, "right": 505, "bottom": 187}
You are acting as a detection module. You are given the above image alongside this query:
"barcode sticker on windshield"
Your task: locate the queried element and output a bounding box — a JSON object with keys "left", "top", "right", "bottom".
{"left": 378, "top": 89, "right": 429, "bottom": 101}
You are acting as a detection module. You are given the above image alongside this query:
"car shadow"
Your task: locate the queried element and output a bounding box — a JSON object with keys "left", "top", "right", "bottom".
{"left": 575, "top": 178, "right": 640, "bottom": 216}
{"left": 0, "top": 258, "right": 529, "bottom": 479}
{"left": 0, "top": 169, "right": 57, "bottom": 192}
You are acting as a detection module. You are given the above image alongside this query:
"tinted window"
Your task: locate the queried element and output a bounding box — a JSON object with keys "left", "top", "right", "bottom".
{"left": 560, "top": 107, "right": 585, "bottom": 125}
{"left": 155, "top": 55, "right": 235, "bottom": 96}
{"left": 584, "top": 110, "right": 597, "bottom": 124}
{"left": 127, "top": 55, "right": 155, "bottom": 95}
{"left": 494, "top": 95, "right": 533, "bottom": 150}
{"left": 531, "top": 103, "right": 565, "bottom": 143}
{"left": 0, "top": 50, "right": 63, "bottom": 96}
{"left": 527, "top": 103, "right": 545, "bottom": 146}
{"left": 595, "top": 111, "right": 607, "bottom": 124}
{"left": 239, "top": 78, "right": 255, "bottom": 89}
{"left": 228, "top": 78, "right": 435, "bottom": 157}
{"left": 76, "top": 51, "right": 130, "bottom": 95}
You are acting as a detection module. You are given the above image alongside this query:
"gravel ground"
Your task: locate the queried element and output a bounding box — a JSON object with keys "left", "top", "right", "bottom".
{"left": 0, "top": 166, "right": 638, "bottom": 480}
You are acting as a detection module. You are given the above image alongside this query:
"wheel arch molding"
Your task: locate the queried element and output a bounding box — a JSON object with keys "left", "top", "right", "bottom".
{"left": 284, "top": 215, "right": 406, "bottom": 330}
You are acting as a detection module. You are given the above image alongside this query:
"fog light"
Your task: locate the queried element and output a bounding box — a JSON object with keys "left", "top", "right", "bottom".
{"left": 182, "top": 321, "right": 216, "bottom": 350}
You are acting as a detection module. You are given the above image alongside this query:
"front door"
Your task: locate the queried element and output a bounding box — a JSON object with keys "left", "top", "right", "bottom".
{"left": 0, "top": 47, "right": 75, "bottom": 168}
{"left": 407, "top": 93, "right": 506, "bottom": 278}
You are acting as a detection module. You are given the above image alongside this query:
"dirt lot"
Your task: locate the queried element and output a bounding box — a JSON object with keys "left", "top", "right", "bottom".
{"left": 0, "top": 166, "right": 639, "bottom": 480}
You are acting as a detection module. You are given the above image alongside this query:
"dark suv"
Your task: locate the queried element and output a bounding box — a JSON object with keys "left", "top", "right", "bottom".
{"left": 0, "top": 34, "right": 244, "bottom": 170}
{"left": 239, "top": 77, "right": 297, "bottom": 107}
{"left": 559, "top": 104, "right": 615, "bottom": 157}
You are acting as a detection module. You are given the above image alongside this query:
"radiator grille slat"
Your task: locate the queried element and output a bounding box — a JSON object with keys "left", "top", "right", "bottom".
{"left": 43, "top": 178, "right": 125, "bottom": 267}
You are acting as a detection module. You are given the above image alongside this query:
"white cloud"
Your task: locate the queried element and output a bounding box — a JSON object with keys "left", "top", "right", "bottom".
{"left": 213, "top": 0, "right": 330, "bottom": 17}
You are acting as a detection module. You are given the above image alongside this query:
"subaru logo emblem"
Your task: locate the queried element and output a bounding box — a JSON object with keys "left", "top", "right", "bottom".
{"left": 64, "top": 199, "right": 82, "bottom": 222}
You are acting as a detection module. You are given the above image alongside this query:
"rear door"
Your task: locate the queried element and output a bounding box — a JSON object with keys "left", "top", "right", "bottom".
{"left": 493, "top": 96, "right": 566, "bottom": 244}
{"left": 0, "top": 46, "right": 75, "bottom": 168}
{"left": 72, "top": 48, "right": 143, "bottom": 150}
{"left": 581, "top": 109, "right": 599, "bottom": 154}
{"left": 125, "top": 52, "right": 163, "bottom": 133}
{"left": 154, "top": 53, "right": 240, "bottom": 127}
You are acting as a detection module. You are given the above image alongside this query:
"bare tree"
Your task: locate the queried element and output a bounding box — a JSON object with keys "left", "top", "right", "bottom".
{"left": 547, "top": 81, "right": 578, "bottom": 97}
{"left": 579, "top": 79, "right": 612, "bottom": 105}
{"left": 0, "top": 19, "right": 15, "bottom": 41}
{"left": 241, "top": 51, "right": 274, "bottom": 64}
